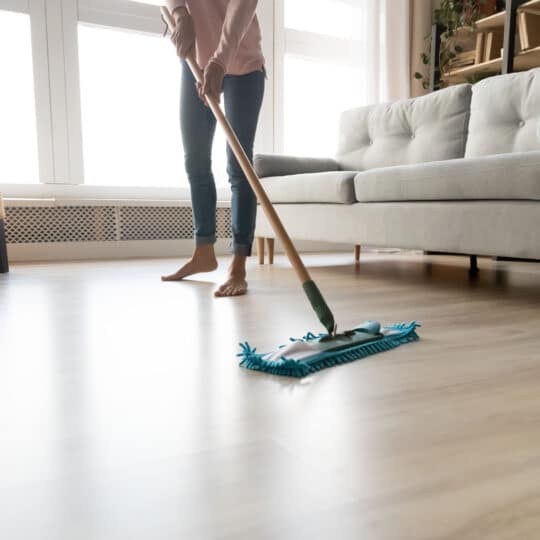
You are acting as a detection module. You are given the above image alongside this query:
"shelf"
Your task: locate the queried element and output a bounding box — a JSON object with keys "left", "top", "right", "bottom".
{"left": 435, "top": 2, "right": 540, "bottom": 88}
{"left": 519, "top": 0, "right": 540, "bottom": 15}
{"left": 515, "top": 45, "right": 540, "bottom": 68}
{"left": 474, "top": 1, "right": 540, "bottom": 26}
{"left": 441, "top": 46, "right": 540, "bottom": 83}
{"left": 442, "top": 58, "right": 502, "bottom": 83}
{"left": 476, "top": 11, "right": 506, "bottom": 31}
{"left": 458, "top": 2, "right": 540, "bottom": 33}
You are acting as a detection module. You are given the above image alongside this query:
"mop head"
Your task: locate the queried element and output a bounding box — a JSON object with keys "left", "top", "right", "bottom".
{"left": 238, "top": 321, "right": 420, "bottom": 378}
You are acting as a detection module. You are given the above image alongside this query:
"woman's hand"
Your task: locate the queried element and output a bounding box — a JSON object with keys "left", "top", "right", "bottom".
{"left": 170, "top": 7, "right": 195, "bottom": 59}
{"left": 197, "top": 61, "right": 225, "bottom": 103}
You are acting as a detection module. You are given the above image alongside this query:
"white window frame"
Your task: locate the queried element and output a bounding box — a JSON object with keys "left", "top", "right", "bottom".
{"left": 1, "top": 0, "right": 275, "bottom": 201}
{"left": 1, "top": 0, "right": 55, "bottom": 183}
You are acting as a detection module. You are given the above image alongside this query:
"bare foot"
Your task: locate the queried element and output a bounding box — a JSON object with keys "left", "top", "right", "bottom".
{"left": 214, "top": 275, "right": 248, "bottom": 297}
{"left": 161, "top": 245, "right": 218, "bottom": 281}
{"left": 214, "top": 255, "right": 248, "bottom": 297}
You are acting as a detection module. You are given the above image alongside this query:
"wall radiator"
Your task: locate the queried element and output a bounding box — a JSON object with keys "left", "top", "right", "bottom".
{"left": 5, "top": 203, "right": 232, "bottom": 244}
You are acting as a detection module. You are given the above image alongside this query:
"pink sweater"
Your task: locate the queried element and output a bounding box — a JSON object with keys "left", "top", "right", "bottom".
{"left": 166, "top": 0, "right": 265, "bottom": 75}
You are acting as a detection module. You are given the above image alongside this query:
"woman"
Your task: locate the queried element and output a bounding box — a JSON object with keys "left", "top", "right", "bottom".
{"left": 162, "top": 0, "right": 265, "bottom": 297}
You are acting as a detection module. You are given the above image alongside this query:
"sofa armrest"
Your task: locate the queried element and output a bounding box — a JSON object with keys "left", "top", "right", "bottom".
{"left": 254, "top": 154, "right": 340, "bottom": 178}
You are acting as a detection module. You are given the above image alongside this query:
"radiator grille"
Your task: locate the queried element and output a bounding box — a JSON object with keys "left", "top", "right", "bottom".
{"left": 5, "top": 205, "right": 232, "bottom": 244}
{"left": 5, "top": 206, "right": 117, "bottom": 243}
{"left": 119, "top": 206, "right": 193, "bottom": 241}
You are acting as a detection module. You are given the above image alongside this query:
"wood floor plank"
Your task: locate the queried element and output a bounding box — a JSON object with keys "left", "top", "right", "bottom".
{"left": 0, "top": 253, "right": 539, "bottom": 539}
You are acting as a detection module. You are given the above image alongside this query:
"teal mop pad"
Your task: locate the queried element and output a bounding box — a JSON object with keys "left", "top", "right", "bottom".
{"left": 238, "top": 321, "right": 420, "bottom": 378}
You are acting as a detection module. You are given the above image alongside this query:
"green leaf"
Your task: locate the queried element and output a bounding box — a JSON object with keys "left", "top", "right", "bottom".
{"left": 414, "top": 72, "right": 423, "bottom": 79}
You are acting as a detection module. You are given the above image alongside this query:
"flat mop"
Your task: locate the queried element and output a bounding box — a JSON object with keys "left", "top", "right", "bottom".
{"left": 162, "top": 7, "right": 419, "bottom": 377}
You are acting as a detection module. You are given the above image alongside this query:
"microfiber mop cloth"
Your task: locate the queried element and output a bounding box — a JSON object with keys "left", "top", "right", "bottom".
{"left": 238, "top": 321, "right": 420, "bottom": 378}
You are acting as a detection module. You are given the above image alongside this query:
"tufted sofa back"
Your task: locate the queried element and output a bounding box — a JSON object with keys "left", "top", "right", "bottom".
{"left": 336, "top": 84, "right": 472, "bottom": 171}
{"left": 465, "top": 68, "right": 540, "bottom": 157}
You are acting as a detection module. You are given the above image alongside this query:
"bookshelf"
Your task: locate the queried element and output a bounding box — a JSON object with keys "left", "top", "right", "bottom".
{"left": 442, "top": 46, "right": 540, "bottom": 82}
{"left": 434, "top": 0, "right": 540, "bottom": 87}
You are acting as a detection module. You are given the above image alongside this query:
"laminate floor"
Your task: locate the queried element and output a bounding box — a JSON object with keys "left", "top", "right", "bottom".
{"left": 1, "top": 252, "right": 540, "bottom": 539}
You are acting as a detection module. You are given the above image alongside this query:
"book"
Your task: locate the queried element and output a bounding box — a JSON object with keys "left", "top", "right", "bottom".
{"left": 449, "top": 50, "right": 477, "bottom": 68}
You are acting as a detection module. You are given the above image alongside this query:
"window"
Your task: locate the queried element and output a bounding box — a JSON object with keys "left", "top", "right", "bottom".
{"left": 0, "top": 9, "right": 40, "bottom": 184}
{"left": 0, "top": 0, "right": 248, "bottom": 195}
{"left": 285, "top": 0, "right": 364, "bottom": 40}
{"left": 284, "top": 56, "right": 364, "bottom": 157}
{"left": 78, "top": 23, "right": 228, "bottom": 188}
{"left": 78, "top": 24, "right": 184, "bottom": 187}
{"left": 280, "top": 0, "right": 366, "bottom": 157}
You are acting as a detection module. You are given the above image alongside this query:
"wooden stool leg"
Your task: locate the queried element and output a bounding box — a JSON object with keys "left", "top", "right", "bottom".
{"left": 266, "top": 238, "right": 275, "bottom": 265}
{"left": 354, "top": 244, "right": 361, "bottom": 263}
{"left": 0, "top": 194, "right": 8, "bottom": 274}
{"left": 256, "top": 237, "right": 265, "bottom": 265}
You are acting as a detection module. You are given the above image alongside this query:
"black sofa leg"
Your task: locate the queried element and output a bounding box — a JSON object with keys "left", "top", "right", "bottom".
{"left": 0, "top": 196, "right": 9, "bottom": 274}
{"left": 469, "top": 255, "right": 478, "bottom": 275}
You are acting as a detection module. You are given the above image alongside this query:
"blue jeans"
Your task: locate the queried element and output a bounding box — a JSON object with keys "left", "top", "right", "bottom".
{"left": 180, "top": 61, "right": 265, "bottom": 256}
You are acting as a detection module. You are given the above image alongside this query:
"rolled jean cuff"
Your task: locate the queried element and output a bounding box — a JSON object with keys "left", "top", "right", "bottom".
{"left": 231, "top": 242, "right": 252, "bottom": 257}
{"left": 195, "top": 234, "right": 216, "bottom": 246}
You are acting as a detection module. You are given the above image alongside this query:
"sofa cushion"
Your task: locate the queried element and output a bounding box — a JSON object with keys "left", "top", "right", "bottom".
{"left": 354, "top": 151, "right": 540, "bottom": 202}
{"left": 336, "top": 84, "right": 472, "bottom": 171}
{"left": 261, "top": 171, "right": 357, "bottom": 204}
{"left": 466, "top": 68, "right": 540, "bottom": 157}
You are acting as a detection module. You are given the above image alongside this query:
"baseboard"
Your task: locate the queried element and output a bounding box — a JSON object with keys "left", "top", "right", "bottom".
{"left": 7, "top": 239, "right": 357, "bottom": 263}
{"left": 7, "top": 239, "right": 230, "bottom": 262}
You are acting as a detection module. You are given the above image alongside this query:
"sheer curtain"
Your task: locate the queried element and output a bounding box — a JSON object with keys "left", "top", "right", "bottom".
{"left": 363, "top": 0, "right": 412, "bottom": 104}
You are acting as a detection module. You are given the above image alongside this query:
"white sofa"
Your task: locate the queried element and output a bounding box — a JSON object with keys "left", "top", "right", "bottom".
{"left": 254, "top": 68, "right": 540, "bottom": 265}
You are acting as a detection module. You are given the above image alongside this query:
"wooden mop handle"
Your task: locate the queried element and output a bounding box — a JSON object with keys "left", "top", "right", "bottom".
{"left": 160, "top": 6, "right": 311, "bottom": 285}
